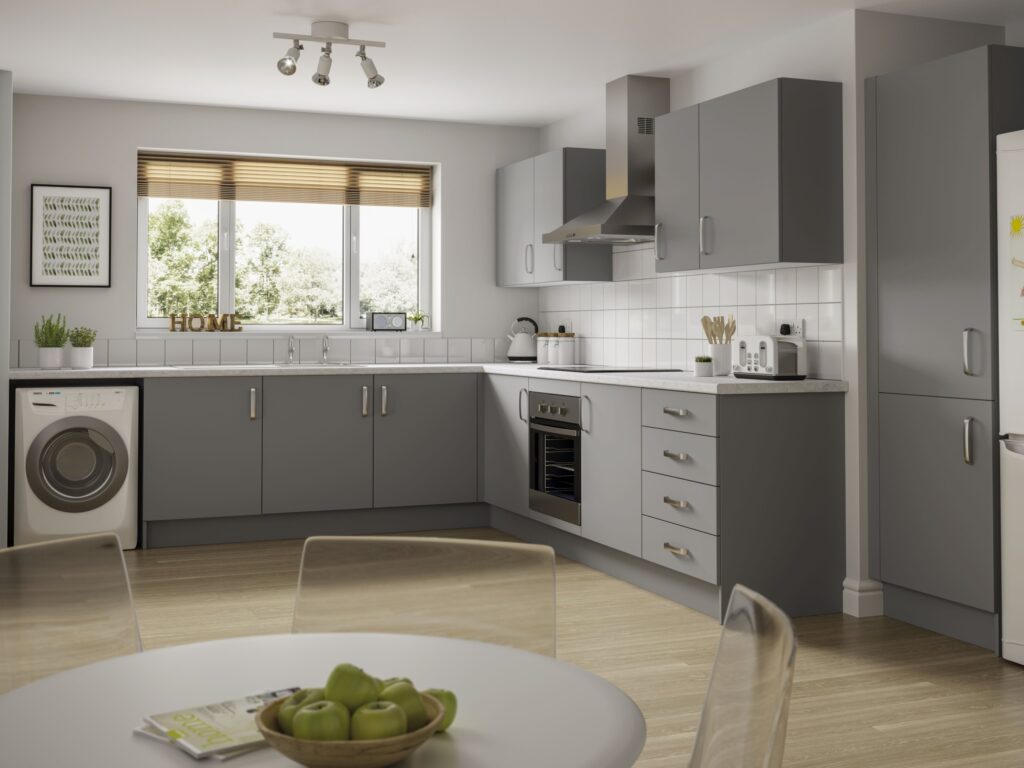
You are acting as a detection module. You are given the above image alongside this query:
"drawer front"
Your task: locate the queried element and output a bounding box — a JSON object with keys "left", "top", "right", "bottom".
{"left": 642, "top": 472, "right": 718, "bottom": 534}
{"left": 642, "top": 428, "right": 718, "bottom": 485}
{"left": 642, "top": 515, "right": 719, "bottom": 584}
{"left": 642, "top": 389, "right": 717, "bottom": 436}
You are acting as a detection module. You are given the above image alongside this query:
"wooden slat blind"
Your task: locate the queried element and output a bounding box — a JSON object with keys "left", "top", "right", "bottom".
{"left": 137, "top": 152, "right": 432, "bottom": 208}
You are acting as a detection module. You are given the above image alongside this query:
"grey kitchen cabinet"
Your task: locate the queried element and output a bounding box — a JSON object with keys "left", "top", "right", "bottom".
{"left": 482, "top": 374, "right": 529, "bottom": 515}
{"left": 580, "top": 383, "right": 642, "bottom": 556}
{"left": 654, "top": 104, "right": 700, "bottom": 273}
{"left": 262, "top": 375, "right": 373, "bottom": 515}
{"left": 143, "top": 377, "right": 262, "bottom": 521}
{"left": 373, "top": 374, "right": 478, "bottom": 508}
{"left": 496, "top": 148, "right": 612, "bottom": 286}
{"left": 878, "top": 393, "right": 996, "bottom": 611}
{"left": 686, "top": 78, "right": 843, "bottom": 270}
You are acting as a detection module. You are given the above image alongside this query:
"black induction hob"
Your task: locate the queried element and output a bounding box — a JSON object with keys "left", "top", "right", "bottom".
{"left": 537, "top": 366, "right": 683, "bottom": 373}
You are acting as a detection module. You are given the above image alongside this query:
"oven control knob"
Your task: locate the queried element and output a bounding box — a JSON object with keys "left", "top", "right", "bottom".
{"left": 558, "top": 406, "right": 568, "bottom": 416}
{"left": 539, "top": 403, "right": 549, "bottom": 414}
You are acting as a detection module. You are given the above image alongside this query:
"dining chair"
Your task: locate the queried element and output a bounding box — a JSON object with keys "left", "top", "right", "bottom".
{"left": 292, "top": 536, "right": 557, "bottom": 656}
{"left": 687, "top": 584, "right": 796, "bottom": 768}
{"left": 0, "top": 533, "right": 142, "bottom": 694}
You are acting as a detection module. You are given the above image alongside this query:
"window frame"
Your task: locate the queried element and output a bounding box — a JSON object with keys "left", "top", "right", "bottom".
{"left": 137, "top": 197, "right": 433, "bottom": 332}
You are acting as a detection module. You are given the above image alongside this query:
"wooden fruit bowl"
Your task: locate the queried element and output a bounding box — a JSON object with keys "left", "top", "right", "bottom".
{"left": 256, "top": 693, "right": 444, "bottom": 768}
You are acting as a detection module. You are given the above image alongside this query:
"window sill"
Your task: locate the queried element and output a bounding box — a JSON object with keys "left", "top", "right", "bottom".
{"left": 135, "top": 328, "right": 441, "bottom": 339}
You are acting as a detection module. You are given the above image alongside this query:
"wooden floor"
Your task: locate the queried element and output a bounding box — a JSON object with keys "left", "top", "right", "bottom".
{"left": 123, "top": 529, "right": 1024, "bottom": 767}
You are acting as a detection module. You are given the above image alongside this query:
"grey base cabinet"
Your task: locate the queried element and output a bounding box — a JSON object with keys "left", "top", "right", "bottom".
{"left": 262, "top": 376, "right": 373, "bottom": 515}
{"left": 373, "top": 374, "right": 478, "bottom": 508}
{"left": 482, "top": 374, "right": 529, "bottom": 515}
{"left": 143, "top": 377, "right": 262, "bottom": 521}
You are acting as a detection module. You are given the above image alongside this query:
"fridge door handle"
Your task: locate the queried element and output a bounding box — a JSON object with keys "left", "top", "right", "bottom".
{"left": 964, "top": 417, "right": 974, "bottom": 465}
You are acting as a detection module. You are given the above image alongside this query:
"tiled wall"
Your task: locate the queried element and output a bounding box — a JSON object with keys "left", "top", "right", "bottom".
{"left": 539, "top": 244, "right": 844, "bottom": 379}
{"left": 14, "top": 335, "right": 513, "bottom": 368}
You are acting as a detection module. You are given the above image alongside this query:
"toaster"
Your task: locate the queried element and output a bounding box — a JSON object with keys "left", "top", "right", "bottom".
{"left": 732, "top": 333, "right": 807, "bottom": 380}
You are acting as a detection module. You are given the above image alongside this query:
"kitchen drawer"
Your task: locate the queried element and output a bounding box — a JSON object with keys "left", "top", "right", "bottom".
{"left": 642, "top": 427, "right": 718, "bottom": 485}
{"left": 642, "top": 389, "right": 717, "bottom": 436}
{"left": 642, "top": 472, "right": 718, "bottom": 534}
{"left": 642, "top": 515, "right": 719, "bottom": 584}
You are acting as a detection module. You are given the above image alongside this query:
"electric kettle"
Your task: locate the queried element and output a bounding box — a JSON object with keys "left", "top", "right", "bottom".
{"left": 506, "top": 317, "right": 538, "bottom": 362}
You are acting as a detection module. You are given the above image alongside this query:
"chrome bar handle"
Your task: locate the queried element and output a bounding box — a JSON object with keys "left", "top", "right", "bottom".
{"left": 663, "top": 449, "right": 690, "bottom": 462}
{"left": 381, "top": 385, "right": 389, "bottom": 417}
{"left": 963, "top": 328, "right": 975, "bottom": 376}
{"left": 964, "top": 417, "right": 974, "bottom": 465}
{"left": 554, "top": 244, "right": 563, "bottom": 271}
{"left": 699, "top": 216, "right": 710, "bottom": 256}
{"left": 525, "top": 244, "right": 534, "bottom": 274}
{"left": 249, "top": 387, "right": 257, "bottom": 420}
{"left": 361, "top": 385, "right": 369, "bottom": 417}
{"left": 582, "top": 394, "right": 593, "bottom": 434}
{"left": 663, "top": 407, "right": 689, "bottom": 417}
{"left": 663, "top": 542, "right": 691, "bottom": 558}
{"left": 518, "top": 388, "right": 528, "bottom": 423}
{"left": 654, "top": 222, "right": 664, "bottom": 261}
{"left": 663, "top": 496, "right": 690, "bottom": 510}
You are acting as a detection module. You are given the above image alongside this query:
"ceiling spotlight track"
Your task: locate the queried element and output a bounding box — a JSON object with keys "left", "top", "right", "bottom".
{"left": 273, "top": 19, "right": 387, "bottom": 88}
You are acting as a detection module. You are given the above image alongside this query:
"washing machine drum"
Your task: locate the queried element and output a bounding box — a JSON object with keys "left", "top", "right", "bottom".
{"left": 26, "top": 416, "right": 130, "bottom": 513}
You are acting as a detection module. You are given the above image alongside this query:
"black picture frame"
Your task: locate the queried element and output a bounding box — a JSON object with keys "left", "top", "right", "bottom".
{"left": 30, "top": 184, "right": 112, "bottom": 287}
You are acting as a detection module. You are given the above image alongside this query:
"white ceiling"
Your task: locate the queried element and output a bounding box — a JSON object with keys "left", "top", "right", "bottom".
{"left": 1, "top": 0, "right": 1023, "bottom": 127}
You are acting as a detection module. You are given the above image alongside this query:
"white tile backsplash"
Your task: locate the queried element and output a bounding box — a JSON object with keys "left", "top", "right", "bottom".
{"left": 471, "top": 337, "right": 495, "bottom": 363}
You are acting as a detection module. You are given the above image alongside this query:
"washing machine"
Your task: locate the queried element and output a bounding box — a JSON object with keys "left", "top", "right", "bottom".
{"left": 14, "top": 386, "right": 138, "bottom": 549}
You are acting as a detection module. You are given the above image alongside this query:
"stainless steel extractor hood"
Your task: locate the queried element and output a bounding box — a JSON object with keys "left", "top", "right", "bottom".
{"left": 544, "top": 75, "right": 670, "bottom": 245}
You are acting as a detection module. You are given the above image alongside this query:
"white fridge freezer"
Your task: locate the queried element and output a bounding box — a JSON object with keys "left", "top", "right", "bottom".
{"left": 996, "top": 130, "right": 1024, "bottom": 665}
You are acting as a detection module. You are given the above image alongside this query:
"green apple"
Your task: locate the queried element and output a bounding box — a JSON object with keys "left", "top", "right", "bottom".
{"left": 277, "top": 688, "right": 325, "bottom": 736}
{"left": 380, "top": 676, "right": 413, "bottom": 689}
{"left": 378, "top": 681, "right": 428, "bottom": 731}
{"left": 291, "top": 700, "right": 350, "bottom": 741}
{"left": 325, "top": 663, "right": 379, "bottom": 711}
{"left": 370, "top": 676, "right": 384, "bottom": 696}
{"left": 423, "top": 689, "right": 457, "bottom": 732}
{"left": 350, "top": 701, "right": 407, "bottom": 741}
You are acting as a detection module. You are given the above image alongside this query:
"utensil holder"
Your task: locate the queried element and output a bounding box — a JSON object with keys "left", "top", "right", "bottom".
{"left": 709, "top": 343, "right": 731, "bottom": 376}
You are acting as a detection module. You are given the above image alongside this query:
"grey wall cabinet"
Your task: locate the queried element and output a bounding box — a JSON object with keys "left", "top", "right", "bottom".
{"left": 482, "top": 374, "right": 530, "bottom": 515}
{"left": 580, "top": 383, "right": 642, "bottom": 556}
{"left": 262, "top": 376, "right": 373, "bottom": 515}
{"left": 143, "top": 377, "right": 262, "bottom": 521}
{"left": 496, "top": 148, "right": 612, "bottom": 286}
{"left": 655, "top": 78, "right": 842, "bottom": 272}
{"left": 373, "top": 374, "right": 479, "bottom": 508}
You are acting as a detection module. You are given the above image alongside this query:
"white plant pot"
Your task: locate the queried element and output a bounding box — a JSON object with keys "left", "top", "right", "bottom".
{"left": 69, "top": 346, "right": 94, "bottom": 370}
{"left": 38, "top": 347, "right": 64, "bottom": 370}
{"left": 694, "top": 361, "right": 714, "bottom": 377}
{"left": 709, "top": 343, "right": 732, "bottom": 376}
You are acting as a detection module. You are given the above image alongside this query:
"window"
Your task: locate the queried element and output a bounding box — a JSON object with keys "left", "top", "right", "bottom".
{"left": 137, "top": 153, "right": 432, "bottom": 330}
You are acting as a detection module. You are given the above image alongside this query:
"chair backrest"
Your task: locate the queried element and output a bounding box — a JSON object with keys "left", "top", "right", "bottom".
{"left": 0, "top": 533, "right": 141, "bottom": 693}
{"left": 688, "top": 585, "right": 796, "bottom": 768}
{"left": 292, "top": 536, "right": 557, "bottom": 656}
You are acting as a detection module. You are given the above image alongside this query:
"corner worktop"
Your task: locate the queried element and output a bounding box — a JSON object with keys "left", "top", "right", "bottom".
{"left": 9, "top": 362, "right": 848, "bottom": 395}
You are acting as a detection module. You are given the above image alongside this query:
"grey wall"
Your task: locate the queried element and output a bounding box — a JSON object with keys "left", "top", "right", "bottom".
{"left": 0, "top": 72, "right": 11, "bottom": 546}
{"left": 9, "top": 95, "right": 542, "bottom": 353}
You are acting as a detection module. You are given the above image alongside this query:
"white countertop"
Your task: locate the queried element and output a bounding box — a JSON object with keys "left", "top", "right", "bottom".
{"left": 9, "top": 362, "right": 848, "bottom": 394}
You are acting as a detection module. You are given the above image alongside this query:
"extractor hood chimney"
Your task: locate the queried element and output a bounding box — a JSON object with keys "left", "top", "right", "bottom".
{"left": 543, "top": 75, "right": 670, "bottom": 245}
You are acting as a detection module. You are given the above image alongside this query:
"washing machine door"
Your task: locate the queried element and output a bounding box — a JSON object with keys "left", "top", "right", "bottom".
{"left": 25, "top": 416, "right": 130, "bottom": 513}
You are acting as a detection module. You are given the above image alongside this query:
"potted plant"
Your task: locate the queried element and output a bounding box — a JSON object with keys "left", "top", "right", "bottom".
{"left": 407, "top": 310, "right": 428, "bottom": 331}
{"left": 68, "top": 326, "right": 98, "bottom": 370}
{"left": 34, "top": 314, "right": 69, "bottom": 369}
{"left": 694, "top": 355, "right": 714, "bottom": 377}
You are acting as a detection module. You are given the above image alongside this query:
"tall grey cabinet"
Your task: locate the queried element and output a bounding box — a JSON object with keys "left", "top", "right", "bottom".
{"left": 871, "top": 45, "right": 1024, "bottom": 650}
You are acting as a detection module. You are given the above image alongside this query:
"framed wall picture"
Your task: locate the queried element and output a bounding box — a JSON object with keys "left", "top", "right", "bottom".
{"left": 31, "top": 184, "right": 111, "bottom": 287}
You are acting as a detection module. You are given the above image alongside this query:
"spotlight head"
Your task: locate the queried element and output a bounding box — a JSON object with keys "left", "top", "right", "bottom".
{"left": 312, "top": 43, "right": 332, "bottom": 86}
{"left": 277, "top": 41, "right": 302, "bottom": 76}
{"left": 356, "top": 46, "right": 385, "bottom": 89}
{"left": 367, "top": 74, "right": 385, "bottom": 89}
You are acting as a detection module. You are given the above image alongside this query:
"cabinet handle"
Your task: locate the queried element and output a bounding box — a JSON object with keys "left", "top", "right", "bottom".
{"left": 582, "top": 394, "right": 592, "bottom": 434}
{"left": 964, "top": 417, "right": 974, "bottom": 465}
{"left": 654, "top": 222, "right": 664, "bottom": 261}
{"left": 699, "top": 216, "right": 710, "bottom": 256}
{"left": 663, "top": 496, "right": 690, "bottom": 509}
{"left": 249, "top": 387, "right": 257, "bottom": 420}
{"left": 518, "top": 388, "right": 528, "bottom": 423}
{"left": 963, "top": 328, "right": 976, "bottom": 376}
{"left": 663, "top": 542, "right": 691, "bottom": 558}
{"left": 361, "top": 385, "right": 369, "bottom": 417}
{"left": 554, "top": 243, "right": 563, "bottom": 272}
{"left": 663, "top": 406, "right": 689, "bottom": 417}
{"left": 525, "top": 244, "right": 534, "bottom": 274}
{"left": 381, "top": 385, "right": 388, "bottom": 417}
{"left": 663, "top": 449, "right": 690, "bottom": 462}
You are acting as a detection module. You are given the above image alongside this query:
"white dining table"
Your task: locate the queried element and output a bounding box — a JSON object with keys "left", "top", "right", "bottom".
{"left": 0, "top": 632, "right": 646, "bottom": 767}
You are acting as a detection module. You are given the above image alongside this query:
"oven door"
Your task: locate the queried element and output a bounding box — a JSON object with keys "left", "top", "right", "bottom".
{"left": 529, "top": 420, "right": 582, "bottom": 526}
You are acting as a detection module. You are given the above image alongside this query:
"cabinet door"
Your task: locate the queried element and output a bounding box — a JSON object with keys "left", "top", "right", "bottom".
{"left": 496, "top": 157, "right": 535, "bottom": 286}
{"left": 876, "top": 48, "right": 993, "bottom": 400}
{"left": 878, "top": 393, "right": 995, "bottom": 611}
{"left": 655, "top": 105, "right": 700, "bottom": 273}
{"left": 532, "top": 149, "right": 563, "bottom": 284}
{"left": 262, "top": 376, "right": 373, "bottom": 515}
{"left": 581, "top": 383, "right": 642, "bottom": 556}
{"left": 373, "top": 374, "right": 478, "bottom": 507}
{"left": 699, "top": 80, "right": 779, "bottom": 269}
{"left": 143, "top": 377, "right": 262, "bottom": 520}
{"left": 482, "top": 374, "right": 529, "bottom": 515}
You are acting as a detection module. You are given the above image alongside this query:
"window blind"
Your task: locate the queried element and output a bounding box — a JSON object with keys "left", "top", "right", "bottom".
{"left": 137, "top": 152, "right": 432, "bottom": 208}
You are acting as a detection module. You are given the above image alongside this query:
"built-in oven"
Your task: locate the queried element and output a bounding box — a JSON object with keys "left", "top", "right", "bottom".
{"left": 528, "top": 391, "right": 582, "bottom": 526}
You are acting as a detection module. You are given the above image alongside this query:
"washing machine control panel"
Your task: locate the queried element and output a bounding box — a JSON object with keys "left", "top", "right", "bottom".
{"left": 29, "top": 388, "right": 127, "bottom": 413}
